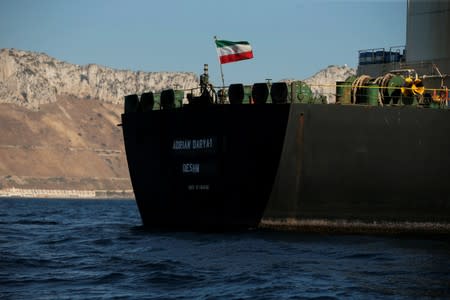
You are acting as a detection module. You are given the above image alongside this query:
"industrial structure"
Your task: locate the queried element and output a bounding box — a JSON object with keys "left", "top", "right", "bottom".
{"left": 358, "top": 0, "right": 450, "bottom": 77}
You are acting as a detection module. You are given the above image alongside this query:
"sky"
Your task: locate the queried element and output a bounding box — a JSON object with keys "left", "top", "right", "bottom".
{"left": 0, "top": 0, "right": 406, "bottom": 85}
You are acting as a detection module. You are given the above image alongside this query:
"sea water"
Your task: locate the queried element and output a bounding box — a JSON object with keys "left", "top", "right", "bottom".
{"left": 1, "top": 198, "right": 449, "bottom": 299}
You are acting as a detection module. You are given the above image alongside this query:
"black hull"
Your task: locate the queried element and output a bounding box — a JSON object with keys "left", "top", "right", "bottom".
{"left": 265, "top": 104, "right": 450, "bottom": 224}
{"left": 122, "top": 104, "right": 450, "bottom": 230}
{"left": 122, "top": 105, "right": 289, "bottom": 229}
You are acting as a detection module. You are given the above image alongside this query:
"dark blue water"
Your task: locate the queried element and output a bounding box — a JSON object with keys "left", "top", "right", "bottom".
{"left": 1, "top": 198, "right": 449, "bottom": 299}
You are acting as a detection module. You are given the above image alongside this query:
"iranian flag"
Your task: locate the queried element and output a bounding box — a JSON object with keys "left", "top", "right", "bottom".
{"left": 215, "top": 40, "right": 254, "bottom": 64}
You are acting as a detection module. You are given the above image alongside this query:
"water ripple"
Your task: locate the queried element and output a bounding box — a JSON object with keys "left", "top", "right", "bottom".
{"left": 1, "top": 198, "right": 449, "bottom": 300}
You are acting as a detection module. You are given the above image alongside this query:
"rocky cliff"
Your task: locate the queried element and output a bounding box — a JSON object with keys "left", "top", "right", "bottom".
{"left": 0, "top": 48, "right": 199, "bottom": 195}
{"left": 281, "top": 65, "right": 356, "bottom": 103}
{"left": 0, "top": 48, "right": 198, "bottom": 110}
{"left": 304, "top": 65, "right": 356, "bottom": 103}
{"left": 0, "top": 96, "right": 131, "bottom": 192}
{"left": 0, "top": 49, "right": 355, "bottom": 196}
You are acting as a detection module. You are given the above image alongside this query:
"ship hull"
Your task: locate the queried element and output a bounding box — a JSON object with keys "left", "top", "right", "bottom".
{"left": 265, "top": 104, "right": 450, "bottom": 224}
{"left": 122, "top": 104, "right": 289, "bottom": 229}
{"left": 122, "top": 103, "right": 450, "bottom": 230}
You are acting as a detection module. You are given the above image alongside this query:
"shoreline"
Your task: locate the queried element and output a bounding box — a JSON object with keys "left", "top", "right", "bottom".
{"left": 0, "top": 188, "right": 134, "bottom": 200}
{"left": 0, "top": 196, "right": 134, "bottom": 200}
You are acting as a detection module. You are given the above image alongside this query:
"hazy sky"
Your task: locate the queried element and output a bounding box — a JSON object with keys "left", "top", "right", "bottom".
{"left": 0, "top": 0, "right": 406, "bottom": 85}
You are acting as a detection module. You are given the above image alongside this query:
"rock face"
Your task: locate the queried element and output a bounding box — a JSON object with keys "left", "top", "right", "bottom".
{"left": 0, "top": 96, "right": 132, "bottom": 192}
{"left": 0, "top": 48, "right": 356, "bottom": 195}
{"left": 0, "top": 48, "right": 198, "bottom": 194}
{"left": 0, "top": 48, "right": 198, "bottom": 110}
{"left": 304, "top": 65, "right": 356, "bottom": 103}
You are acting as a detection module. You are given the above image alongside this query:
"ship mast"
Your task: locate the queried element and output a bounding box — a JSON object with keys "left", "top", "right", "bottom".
{"left": 214, "top": 36, "right": 227, "bottom": 104}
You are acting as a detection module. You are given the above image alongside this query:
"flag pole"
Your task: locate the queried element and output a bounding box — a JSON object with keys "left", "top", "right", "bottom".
{"left": 214, "top": 36, "right": 226, "bottom": 103}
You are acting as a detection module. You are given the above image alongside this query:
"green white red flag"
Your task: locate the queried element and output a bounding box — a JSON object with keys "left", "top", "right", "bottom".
{"left": 215, "top": 40, "right": 254, "bottom": 64}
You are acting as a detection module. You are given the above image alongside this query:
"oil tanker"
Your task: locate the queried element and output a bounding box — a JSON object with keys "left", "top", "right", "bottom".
{"left": 121, "top": 63, "right": 450, "bottom": 231}
{"left": 121, "top": 0, "right": 450, "bottom": 231}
